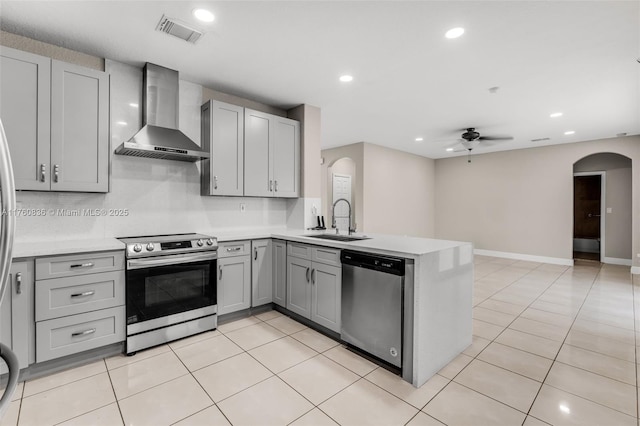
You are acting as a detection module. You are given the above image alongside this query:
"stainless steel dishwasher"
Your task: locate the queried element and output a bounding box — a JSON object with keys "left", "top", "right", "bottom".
{"left": 340, "top": 250, "right": 405, "bottom": 368}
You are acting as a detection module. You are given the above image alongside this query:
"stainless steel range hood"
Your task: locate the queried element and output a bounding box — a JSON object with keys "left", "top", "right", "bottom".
{"left": 115, "top": 63, "right": 209, "bottom": 162}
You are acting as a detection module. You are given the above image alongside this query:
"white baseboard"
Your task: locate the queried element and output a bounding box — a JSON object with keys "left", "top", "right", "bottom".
{"left": 603, "top": 257, "right": 632, "bottom": 267}
{"left": 474, "top": 249, "right": 573, "bottom": 266}
{"left": 631, "top": 266, "right": 640, "bottom": 275}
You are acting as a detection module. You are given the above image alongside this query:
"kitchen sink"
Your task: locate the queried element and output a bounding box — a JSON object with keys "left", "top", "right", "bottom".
{"left": 304, "top": 234, "right": 371, "bottom": 242}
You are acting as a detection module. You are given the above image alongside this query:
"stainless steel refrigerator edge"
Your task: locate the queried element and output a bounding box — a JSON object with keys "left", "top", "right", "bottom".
{"left": 0, "top": 119, "right": 20, "bottom": 417}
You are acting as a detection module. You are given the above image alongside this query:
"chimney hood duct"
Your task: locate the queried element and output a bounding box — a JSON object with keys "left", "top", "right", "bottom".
{"left": 115, "top": 63, "right": 209, "bottom": 162}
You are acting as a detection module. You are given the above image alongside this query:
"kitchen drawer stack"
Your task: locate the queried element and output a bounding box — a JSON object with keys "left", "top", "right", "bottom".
{"left": 34, "top": 251, "right": 126, "bottom": 362}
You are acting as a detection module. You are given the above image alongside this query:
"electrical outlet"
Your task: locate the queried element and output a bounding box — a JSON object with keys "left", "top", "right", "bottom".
{"left": 240, "top": 203, "right": 246, "bottom": 213}
{"left": 637, "top": 253, "right": 640, "bottom": 258}
{"left": 606, "top": 207, "right": 612, "bottom": 213}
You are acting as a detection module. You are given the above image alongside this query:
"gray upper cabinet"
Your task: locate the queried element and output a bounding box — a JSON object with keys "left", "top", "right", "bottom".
{"left": 0, "top": 47, "right": 51, "bottom": 191}
{"left": 244, "top": 109, "right": 300, "bottom": 198}
{"left": 50, "top": 60, "right": 109, "bottom": 192}
{"left": 0, "top": 47, "right": 109, "bottom": 192}
{"left": 201, "top": 100, "right": 244, "bottom": 196}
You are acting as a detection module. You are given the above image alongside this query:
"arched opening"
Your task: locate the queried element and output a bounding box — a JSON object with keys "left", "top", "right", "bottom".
{"left": 326, "top": 157, "right": 357, "bottom": 231}
{"left": 572, "top": 152, "right": 632, "bottom": 264}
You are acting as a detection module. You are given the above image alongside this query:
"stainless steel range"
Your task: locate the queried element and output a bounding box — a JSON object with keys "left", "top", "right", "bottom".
{"left": 118, "top": 233, "right": 218, "bottom": 354}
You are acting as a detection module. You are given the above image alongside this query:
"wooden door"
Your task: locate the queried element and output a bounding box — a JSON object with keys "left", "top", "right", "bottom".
{"left": 251, "top": 239, "right": 272, "bottom": 307}
{"left": 272, "top": 240, "right": 287, "bottom": 307}
{"left": 217, "top": 256, "right": 251, "bottom": 315}
{"left": 286, "top": 257, "right": 311, "bottom": 318}
{"left": 272, "top": 117, "right": 299, "bottom": 198}
{"left": 50, "top": 60, "right": 109, "bottom": 192}
{"left": 201, "top": 100, "right": 244, "bottom": 196}
{"left": 310, "top": 262, "right": 341, "bottom": 333}
{"left": 0, "top": 47, "right": 51, "bottom": 190}
{"left": 574, "top": 175, "right": 601, "bottom": 240}
{"left": 244, "top": 109, "right": 272, "bottom": 197}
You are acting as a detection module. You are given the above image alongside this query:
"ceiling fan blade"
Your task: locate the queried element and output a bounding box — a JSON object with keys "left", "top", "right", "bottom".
{"left": 453, "top": 148, "right": 468, "bottom": 153}
{"left": 478, "top": 135, "right": 513, "bottom": 141}
{"left": 445, "top": 139, "right": 464, "bottom": 148}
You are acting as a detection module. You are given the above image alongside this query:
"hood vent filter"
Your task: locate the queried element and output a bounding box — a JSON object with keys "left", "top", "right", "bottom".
{"left": 156, "top": 15, "right": 203, "bottom": 44}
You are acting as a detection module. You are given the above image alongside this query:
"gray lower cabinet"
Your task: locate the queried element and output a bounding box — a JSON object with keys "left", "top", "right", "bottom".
{"left": 218, "top": 241, "right": 251, "bottom": 315}
{"left": 272, "top": 240, "right": 287, "bottom": 308}
{"left": 0, "top": 46, "right": 109, "bottom": 192}
{"left": 251, "top": 239, "right": 272, "bottom": 307}
{"left": 0, "top": 261, "right": 35, "bottom": 373}
{"left": 34, "top": 251, "right": 125, "bottom": 363}
{"left": 286, "top": 243, "right": 341, "bottom": 333}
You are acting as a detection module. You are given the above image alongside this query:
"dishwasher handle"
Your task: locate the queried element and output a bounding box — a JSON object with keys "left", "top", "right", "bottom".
{"left": 340, "top": 250, "right": 405, "bottom": 276}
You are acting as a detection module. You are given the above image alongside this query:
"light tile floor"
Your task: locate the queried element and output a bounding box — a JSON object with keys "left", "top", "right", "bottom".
{"left": 2, "top": 256, "right": 639, "bottom": 425}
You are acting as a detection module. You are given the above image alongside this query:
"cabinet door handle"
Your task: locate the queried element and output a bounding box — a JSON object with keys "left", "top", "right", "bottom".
{"left": 70, "top": 262, "right": 94, "bottom": 269}
{"left": 15, "top": 272, "right": 22, "bottom": 295}
{"left": 311, "top": 269, "right": 315, "bottom": 284}
{"left": 214, "top": 175, "right": 218, "bottom": 190}
{"left": 269, "top": 180, "right": 273, "bottom": 192}
{"left": 254, "top": 247, "right": 258, "bottom": 260}
{"left": 71, "top": 328, "right": 96, "bottom": 338}
{"left": 274, "top": 180, "right": 278, "bottom": 192}
{"left": 305, "top": 267, "right": 310, "bottom": 282}
{"left": 71, "top": 290, "right": 95, "bottom": 298}
{"left": 219, "top": 265, "right": 223, "bottom": 280}
{"left": 53, "top": 164, "right": 60, "bottom": 183}
{"left": 40, "top": 164, "right": 46, "bottom": 182}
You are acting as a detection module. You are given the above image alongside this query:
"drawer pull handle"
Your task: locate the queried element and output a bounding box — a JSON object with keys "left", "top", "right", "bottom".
{"left": 71, "top": 290, "right": 95, "bottom": 298}
{"left": 227, "top": 247, "right": 242, "bottom": 252}
{"left": 70, "top": 262, "right": 94, "bottom": 269}
{"left": 71, "top": 328, "right": 96, "bottom": 338}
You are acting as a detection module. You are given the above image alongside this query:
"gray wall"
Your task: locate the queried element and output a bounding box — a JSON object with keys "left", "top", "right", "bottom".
{"left": 434, "top": 136, "right": 639, "bottom": 266}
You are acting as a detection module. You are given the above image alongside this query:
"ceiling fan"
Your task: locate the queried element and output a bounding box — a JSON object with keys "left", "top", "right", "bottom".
{"left": 448, "top": 128, "right": 514, "bottom": 162}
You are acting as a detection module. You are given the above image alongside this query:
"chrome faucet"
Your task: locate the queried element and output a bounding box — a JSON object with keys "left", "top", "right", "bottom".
{"left": 332, "top": 198, "right": 354, "bottom": 235}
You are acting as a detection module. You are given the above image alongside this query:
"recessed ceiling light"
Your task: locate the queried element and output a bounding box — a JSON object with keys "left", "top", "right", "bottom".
{"left": 193, "top": 8, "right": 215, "bottom": 23}
{"left": 339, "top": 75, "right": 353, "bottom": 82}
{"left": 129, "top": 103, "right": 139, "bottom": 108}
{"left": 415, "top": 137, "right": 424, "bottom": 142}
{"left": 446, "top": 148, "right": 454, "bottom": 152}
{"left": 116, "top": 121, "right": 128, "bottom": 126}
{"left": 445, "top": 27, "right": 465, "bottom": 39}
{"left": 564, "top": 130, "right": 575, "bottom": 135}
{"left": 559, "top": 404, "right": 571, "bottom": 414}
{"left": 550, "top": 112, "right": 563, "bottom": 118}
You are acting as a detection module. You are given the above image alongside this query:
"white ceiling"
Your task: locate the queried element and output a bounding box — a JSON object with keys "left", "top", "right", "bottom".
{"left": 1, "top": 1, "right": 638, "bottom": 159}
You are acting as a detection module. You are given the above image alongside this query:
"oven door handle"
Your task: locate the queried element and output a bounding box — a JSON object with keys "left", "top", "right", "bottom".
{"left": 127, "top": 252, "right": 217, "bottom": 270}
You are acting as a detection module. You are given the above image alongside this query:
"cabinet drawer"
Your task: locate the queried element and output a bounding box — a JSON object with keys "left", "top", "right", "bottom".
{"left": 36, "top": 251, "right": 124, "bottom": 280}
{"left": 288, "top": 242, "right": 312, "bottom": 260}
{"left": 312, "top": 247, "right": 341, "bottom": 267}
{"left": 218, "top": 241, "right": 250, "bottom": 258}
{"left": 36, "top": 306, "right": 125, "bottom": 363}
{"left": 35, "top": 271, "right": 125, "bottom": 321}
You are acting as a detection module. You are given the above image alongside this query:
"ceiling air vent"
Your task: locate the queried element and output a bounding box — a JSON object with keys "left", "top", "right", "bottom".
{"left": 531, "top": 137, "right": 550, "bottom": 142}
{"left": 156, "top": 15, "right": 203, "bottom": 44}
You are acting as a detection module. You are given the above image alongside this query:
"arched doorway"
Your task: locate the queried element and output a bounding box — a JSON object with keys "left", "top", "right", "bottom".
{"left": 573, "top": 153, "right": 632, "bottom": 264}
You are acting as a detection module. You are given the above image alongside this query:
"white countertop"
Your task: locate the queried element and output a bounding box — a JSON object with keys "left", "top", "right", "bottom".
{"left": 11, "top": 228, "right": 470, "bottom": 260}
{"left": 12, "top": 238, "right": 125, "bottom": 258}
{"left": 203, "top": 227, "right": 470, "bottom": 259}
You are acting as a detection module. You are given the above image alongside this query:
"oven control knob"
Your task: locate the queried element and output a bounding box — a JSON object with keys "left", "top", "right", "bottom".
{"left": 146, "top": 243, "right": 154, "bottom": 252}
{"left": 133, "top": 244, "right": 142, "bottom": 253}
{"left": 206, "top": 238, "right": 214, "bottom": 246}
{"left": 197, "top": 239, "right": 204, "bottom": 247}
